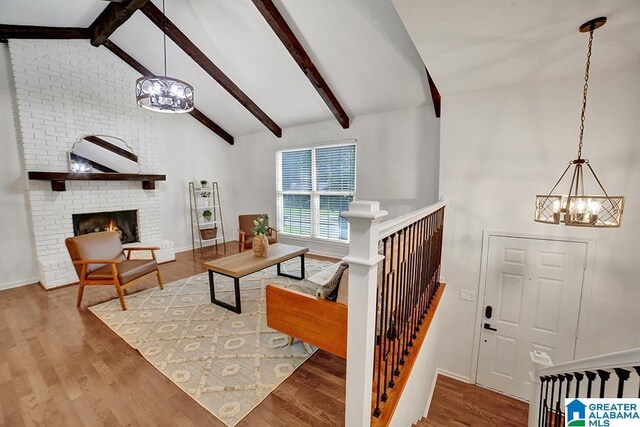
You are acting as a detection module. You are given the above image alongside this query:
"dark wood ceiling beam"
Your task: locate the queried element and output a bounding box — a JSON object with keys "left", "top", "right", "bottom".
{"left": 140, "top": 1, "right": 282, "bottom": 137}
{"left": 426, "top": 68, "right": 441, "bottom": 118}
{"left": 102, "top": 40, "right": 234, "bottom": 145}
{"left": 251, "top": 0, "right": 350, "bottom": 129}
{"left": 89, "top": 0, "right": 149, "bottom": 47}
{"left": 0, "top": 24, "right": 89, "bottom": 41}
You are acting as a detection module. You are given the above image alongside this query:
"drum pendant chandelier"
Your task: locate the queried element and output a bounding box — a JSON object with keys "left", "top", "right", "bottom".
{"left": 534, "top": 17, "right": 624, "bottom": 228}
{"left": 135, "top": 0, "right": 194, "bottom": 113}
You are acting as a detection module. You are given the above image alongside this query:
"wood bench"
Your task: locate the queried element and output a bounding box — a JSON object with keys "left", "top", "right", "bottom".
{"left": 266, "top": 284, "right": 347, "bottom": 358}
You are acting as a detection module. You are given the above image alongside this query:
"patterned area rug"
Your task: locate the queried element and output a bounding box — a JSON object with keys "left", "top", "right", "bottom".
{"left": 90, "top": 258, "right": 333, "bottom": 426}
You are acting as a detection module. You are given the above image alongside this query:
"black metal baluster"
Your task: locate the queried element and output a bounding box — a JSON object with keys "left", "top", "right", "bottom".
{"left": 555, "top": 376, "right": 564, "bottom": 427}
{"left": 387, "top": 233, "right": 398, "bottom": 388}
{"left": 423, "top": 215, "right": 431, "bottom": 314}
{"left": 428, "top": 214, "right": 433, "bottom": 297}
{"left": 408, "top": 223, "right": 415, "bottom": 344}
{"left": 565, "top": 373, "right": 573, "bottom": 400}
{"left": 574, "top": 372, "right": 584, "bottom": 398}
{"left": 392, "top": 230, "right": 402, "bottom": 378}
{"left": 381, "top": 262, "right": 392, "bottom": 402}
{"left": 586, "top": 371, "right": 596, "bottom": 397}
{"left": 402, "top": 226, "right": 410, "bottom": 356}
{"left": 410, "top": 222, "right": 418, "bottom": 342}
{"left": 420, "top": 217, "right": 427, "bottom": 317}
{"left": 419, "top": 217, "right": 426, "bottom": 319}
{"left": 420, "top": 218, "right": 429, "bottom": 322}
{"left": 597, "top": 370, "right": 610, "bottom": 398}
{"left": 614, "top": 368, "right": 630, "bottom": 398}
{"left": 399, "top": 227, "right": 408, "bottom": 365}
{"left": 538, "top": 376, "right": 546, "bottom": 427}
{"left": 413, "top": 221, "right": 420, "bottom": 337}
{"left": 373, "top": 237, "right": 389, "bottom": 417}
{"left": 420, "top": 217, "right": 428, "bottom": 318}
{"left": 396, "top": 229, "right": 405, "bottom": 367}
{"left": 547, "top": 376, "right": 556, "bottom": 427}
{"left": 542, "top": 377, "right": 551, "bottom": 426}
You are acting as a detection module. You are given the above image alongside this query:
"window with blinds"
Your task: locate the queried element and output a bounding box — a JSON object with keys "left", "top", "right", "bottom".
{"left": 276, "top": 143, "right": 356, "bottom": 242}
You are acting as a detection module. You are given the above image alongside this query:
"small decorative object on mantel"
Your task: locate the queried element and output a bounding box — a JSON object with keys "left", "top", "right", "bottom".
{"left": 251, "top": 215, "right": 270, "bottom": 258}
{"left": 534, "top": 17, "right": 624, "bottom": 228}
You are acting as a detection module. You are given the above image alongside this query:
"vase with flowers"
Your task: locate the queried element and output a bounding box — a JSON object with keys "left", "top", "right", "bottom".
{"left": 251, "top": 215, "right": 270, "bottom": 257}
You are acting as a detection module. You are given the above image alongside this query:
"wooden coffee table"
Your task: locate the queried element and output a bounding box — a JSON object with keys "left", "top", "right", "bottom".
{"left": 203, "top": 243, "right": 309, "bottom": 313}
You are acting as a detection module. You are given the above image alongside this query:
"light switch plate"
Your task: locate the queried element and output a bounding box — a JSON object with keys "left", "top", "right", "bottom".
{"left": 460, "top": 289, "right": 476, "bottom": 301}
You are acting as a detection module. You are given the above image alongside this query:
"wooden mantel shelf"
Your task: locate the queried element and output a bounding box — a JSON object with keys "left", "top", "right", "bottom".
{"left": 28, "top": 171, "right": 166, "bottom": 191}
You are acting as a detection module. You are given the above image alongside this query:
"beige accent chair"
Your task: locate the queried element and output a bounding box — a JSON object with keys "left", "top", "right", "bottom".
{"left": 65, "top": 231, "right": 163, "bottom": 310}
{"left": 238, "top": 214, "right": 278, "bottom": 252}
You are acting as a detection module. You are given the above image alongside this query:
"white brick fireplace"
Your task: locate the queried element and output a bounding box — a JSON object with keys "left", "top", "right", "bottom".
{"left": 9, "top": 39, "right": 175, "bottom": 289}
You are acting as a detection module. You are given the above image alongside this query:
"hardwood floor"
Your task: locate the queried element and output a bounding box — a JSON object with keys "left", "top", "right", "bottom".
{"left": 422, "top": 375, "right": 529, "bottom": 426}
{"left": 0, "top": 243, "right": 346, "bottom": 426}
{"left": 1, "top": 243, "right": 528, "bottom": 426}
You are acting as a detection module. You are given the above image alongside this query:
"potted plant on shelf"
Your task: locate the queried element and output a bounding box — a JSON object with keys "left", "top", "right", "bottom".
{"left": 251, "top": 215, "right": 270, "bottom": 258}
{"left": 202, "top": 209, "right": 213, "bottom": 222}
{"left": 200, "top": 179, "right": 209, "bottom": 188}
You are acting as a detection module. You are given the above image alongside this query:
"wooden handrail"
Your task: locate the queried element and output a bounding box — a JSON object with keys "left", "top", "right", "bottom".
{"left": 378, "top": 198, "right": 447, "bottom": 239}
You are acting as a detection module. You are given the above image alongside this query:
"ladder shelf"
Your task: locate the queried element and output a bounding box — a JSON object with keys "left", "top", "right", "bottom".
{"left": 189, "top": 181, "right": 227, "bottom": 254}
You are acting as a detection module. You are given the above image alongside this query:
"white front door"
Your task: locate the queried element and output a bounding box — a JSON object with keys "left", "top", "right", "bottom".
{"left": 476, "top": 236, "right": 587, "bottom": 400}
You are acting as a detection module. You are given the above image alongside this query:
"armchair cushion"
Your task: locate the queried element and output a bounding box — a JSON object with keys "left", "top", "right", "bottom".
{"left": 66, "top": 231, "right": 126, "bottom": 274}
{"left": 87, "top": 259, "right": 158, "bottom": 284}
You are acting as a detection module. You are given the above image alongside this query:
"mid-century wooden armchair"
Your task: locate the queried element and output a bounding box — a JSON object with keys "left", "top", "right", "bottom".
{"left": 65, "top": 231, "right": 163, "bottom": 310}
{"left": 238, "top": 214, "right": 278, "bottom": 252}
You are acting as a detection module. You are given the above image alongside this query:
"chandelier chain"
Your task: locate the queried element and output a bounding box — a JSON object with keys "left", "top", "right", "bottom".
{"left": 577, "top": 29, "right": 594, "bottom": 159}
{"left": 162, "top": 0, "right": 167, "bottom": 77}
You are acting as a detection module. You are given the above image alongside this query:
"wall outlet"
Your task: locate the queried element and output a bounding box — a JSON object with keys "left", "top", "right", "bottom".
{"left": 460, "top": 289, "right": 476, "bottom": 302}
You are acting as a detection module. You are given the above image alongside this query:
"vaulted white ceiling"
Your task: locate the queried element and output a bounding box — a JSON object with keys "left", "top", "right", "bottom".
{"left": 3, "top": 0, "right": 637, "bottom": 137}
{"left": 391, "top": 0, "right": 640, "bottom": 96}
{"left": 0, "top": 0, "right": 432, "bottom": 137}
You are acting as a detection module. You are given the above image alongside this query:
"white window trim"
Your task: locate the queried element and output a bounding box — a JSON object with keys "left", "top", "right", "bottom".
{"left": 276, "top": 140, "right": 357, "bottom": 243}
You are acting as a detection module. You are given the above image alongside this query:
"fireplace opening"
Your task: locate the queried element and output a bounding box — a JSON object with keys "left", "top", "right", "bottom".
{"left": 72, "top": 210, "right": 139, "bottom": 244}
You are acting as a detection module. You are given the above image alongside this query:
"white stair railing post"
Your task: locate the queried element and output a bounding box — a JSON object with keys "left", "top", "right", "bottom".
{"left": 341, "top": 201, "right": 388, "bottom": 427}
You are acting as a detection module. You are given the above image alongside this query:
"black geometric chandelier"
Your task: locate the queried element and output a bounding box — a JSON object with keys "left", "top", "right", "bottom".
{"left": 135, "top": 0, "right": 194, "bottom": 113}
{"left": 534, "top": 17, "right": 624, "bottom": 228}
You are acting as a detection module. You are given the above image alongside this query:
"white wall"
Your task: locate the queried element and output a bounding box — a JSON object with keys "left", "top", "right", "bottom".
{"left": 157, "top": 115, "right": 236, "bottom": 252}
{"left": 231, "top": 105, "right": 440, "bottom": 257}
{"left": 389, "top": 299, "right": 443, "bottom": 427}
{"left": 0, "top": 44, "right": 38, "bottom": 290}
{"left": 438, "top": 66, "right": 640, "bottom": 380}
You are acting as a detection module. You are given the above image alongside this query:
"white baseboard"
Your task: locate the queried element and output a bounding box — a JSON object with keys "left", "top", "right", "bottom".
{"left": 307, "top": 249, "right": 343, "bottom": 260}
{"left": 436, "top": 368, "right": 471, "bottom": 383}
{"left": 423, "top": 370, "right": 440, "bottom": 418}
{"left": 0, "top": 276, "right": 39, "bottom": 291}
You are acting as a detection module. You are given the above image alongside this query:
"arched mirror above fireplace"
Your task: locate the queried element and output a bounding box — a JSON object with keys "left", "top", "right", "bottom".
{"left": 68, "top": 135, "right": 140, "bottom": 174}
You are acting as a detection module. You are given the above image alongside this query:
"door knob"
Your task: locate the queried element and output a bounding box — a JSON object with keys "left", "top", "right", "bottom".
{"left": 483, "top": 323, "right": 497, "bottom": 332}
